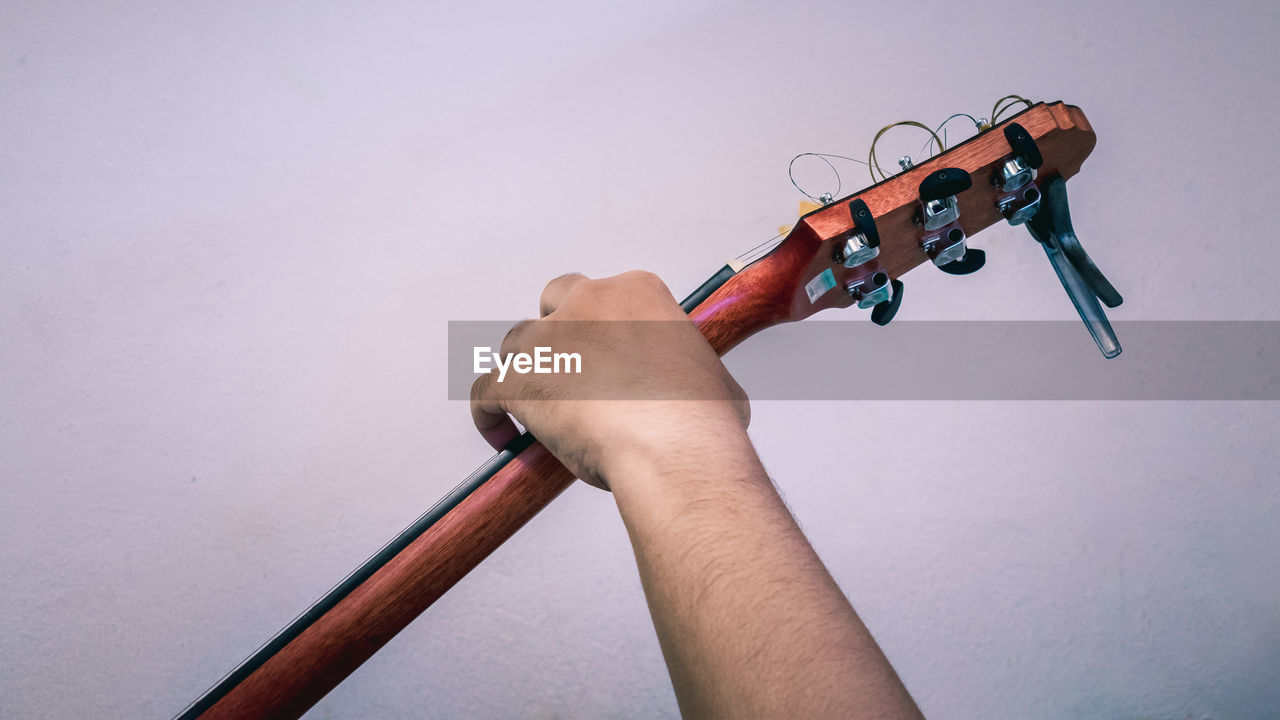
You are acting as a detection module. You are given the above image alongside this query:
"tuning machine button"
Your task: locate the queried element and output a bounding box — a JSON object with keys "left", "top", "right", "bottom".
{"left": 832, "top": 199, "right": 881, "bottom": 268}
{"left": 937, "top": 247, "right": 986, "bottom": 275}
{"left": 1002, "top": 122, "right": 1043, "bottom": 170}
{"left": 915, "top": 168, "right": 982, "bottom": 274}
{"left": 996, "top": 123, "right": 1041, "bottom": 192}
{"left": 918, "top": 168, "right": 972, "bottom": 231}
{"left": 834, "top": 201, "right": 901, "bottom": 324}
{"left": 993, "top": 122, "right": 1044, "bottom": 223}
{"left": 870, "top": 279, "right": 903, "bottom": 325}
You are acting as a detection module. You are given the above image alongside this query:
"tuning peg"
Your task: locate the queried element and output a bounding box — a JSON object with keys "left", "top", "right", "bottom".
{"left": 937, "top": 248, "right": 986, "bottom": 275}
{"left": 918, "top": 168, "right": 972, "bottom": 230}
{"left": 917, "top": 170, "right": 984, "bottom": 274}
{"left": 999, "top": 185, "right": 1042, "bottom": 226}
{"left": 846, "top": 272, "right": 903, "bottom": 326}
{"left": 997, "top": 123, "right": 1043, "bottom": 192}
{"left": 846, "top": 271, "right": 892, "bottom": 308}
{"left": 993, "top": 123, "right": 1044, "bottom": 225}
{"left": 920, "top": 226, "right": 978, "bottom": 273}
{"left": 833, "top": 199, "right": 881, "bottom": 268}
{"left": 870, "top": 279, "right": 904, "bottom": 326}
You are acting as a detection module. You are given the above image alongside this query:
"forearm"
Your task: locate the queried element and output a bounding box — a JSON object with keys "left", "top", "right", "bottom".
{"left": 605, "top": 428, "right": 923, "bottom": 720}
{"left": 468, "top": 272, "right": 919, "bottom": 716}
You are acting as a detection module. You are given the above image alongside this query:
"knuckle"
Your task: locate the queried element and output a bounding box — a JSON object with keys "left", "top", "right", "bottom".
{"left": 625, "top": 269, "right": 663, "bottom": 287}
{"left": 630, "top": 270, "right": 675, "bottom": 303}
{"left": 546, "top": 271, "right": 583, "bottom": 289}
{"left": 542, "top": 273, "right": 584, "bottom": 304}
{"left": 499, "top": 319, "right": 533, "bottom": 355}
{"left": 469, "top": 372, "right": 490, "bottom": 403}
{"left": 564, "top": 279, "right": 606, "bottom": 308}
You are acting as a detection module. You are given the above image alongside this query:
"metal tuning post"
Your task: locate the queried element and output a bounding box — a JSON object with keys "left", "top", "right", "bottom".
{"left": 846, "top": 270, "right": 903, "bottom": 327}
{"left": 1023, "top": 177, "right": 1125, "bottom": 358}
{"left": 836, "top": 199, "right": 903, "bottom": 326}
{"left": 918, "top": 168, "right": 985, "bottom": 275}
{"left": 919, "top": 167, "right": 969, "bottom": 230}
{"left": 994, "top": 122, "right": 1044, "bottom": 226}
{"left": 833, "top": 199, "right": 880, "bottom": 269}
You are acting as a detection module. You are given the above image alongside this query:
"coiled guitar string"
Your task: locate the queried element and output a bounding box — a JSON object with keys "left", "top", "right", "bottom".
{"left": 738, "top": 94, "right": 1034, "bottom": 267}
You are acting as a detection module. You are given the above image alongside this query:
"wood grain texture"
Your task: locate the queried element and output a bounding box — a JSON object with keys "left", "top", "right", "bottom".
{"left": 188, "top": 101, "right": 1096, "bottom": 718}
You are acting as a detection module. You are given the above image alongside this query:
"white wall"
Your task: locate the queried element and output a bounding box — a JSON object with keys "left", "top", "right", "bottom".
{"left": 2, "top": 1, "right": 1277, "bottom": 718}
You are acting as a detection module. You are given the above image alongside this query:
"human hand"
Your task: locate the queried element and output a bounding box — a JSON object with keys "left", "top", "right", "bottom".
{"left": 469, "top": 271, "right": 750, "bottom": 490}
{"left": 471, "top": 272, "right": 921, "bottom": 720}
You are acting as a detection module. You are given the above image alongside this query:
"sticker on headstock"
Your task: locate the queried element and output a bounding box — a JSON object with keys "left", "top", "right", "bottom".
{"left": 804, "top": 268, "right": 836, "bottom": 303}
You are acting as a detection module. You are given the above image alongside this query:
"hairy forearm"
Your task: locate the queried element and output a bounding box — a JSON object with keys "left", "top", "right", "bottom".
{"left": 606, "top": 429, "right": 923, "bottom": 720}
{"left": 468, "top": 271, "right": 918, "bottom": 716}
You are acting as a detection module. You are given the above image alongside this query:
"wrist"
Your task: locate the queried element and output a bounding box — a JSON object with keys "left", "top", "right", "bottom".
{"left": 597, "top": 406, "right": 762, "bottom": 502}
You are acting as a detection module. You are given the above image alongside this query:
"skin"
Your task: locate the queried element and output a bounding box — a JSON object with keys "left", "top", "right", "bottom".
{"left": 471, "top": 270, "right": 923, "bottom": 719}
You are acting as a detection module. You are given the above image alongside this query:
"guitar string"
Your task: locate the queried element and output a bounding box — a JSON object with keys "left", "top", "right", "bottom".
{"left": 175, "top": 91, "right": 1042, "bottom": 716}
{"left": 788, "top": 152, "right": 870, "bottom": 203}
{"left": 737, "top": 151, "right": 873, "bottom": 266}
{"left": 915, "top": 113, "right": 984, "bottom": 161}
{"left": 734, "top": 94, "right": 1033, "bottom": 270}
{"left": 868, "top": 121, "right": 944, "bottom": 182}
{"left": 736, "top": 231, "right": 786, "bottom": 265}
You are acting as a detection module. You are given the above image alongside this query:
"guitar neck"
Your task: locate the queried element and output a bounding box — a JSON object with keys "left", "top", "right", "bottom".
{"left": 177, "top": 260, "right": 793, "bottom": 719}
{"left": 178, "top": 101, "right": 1098, "bottom": 718}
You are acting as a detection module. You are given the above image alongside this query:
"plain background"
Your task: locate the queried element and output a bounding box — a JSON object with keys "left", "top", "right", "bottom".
{"left": 3, "top": 1, "right": 1278, "bottom": 718}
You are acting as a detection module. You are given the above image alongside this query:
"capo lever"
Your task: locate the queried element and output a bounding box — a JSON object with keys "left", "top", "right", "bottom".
{"left": 1025, "top": 177, "right": 1124, "bottom": 358}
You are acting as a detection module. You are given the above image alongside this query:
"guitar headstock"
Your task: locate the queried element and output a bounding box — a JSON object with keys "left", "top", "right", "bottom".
{"left": 691, "top": 101, "right": 1119, "bottom": 356}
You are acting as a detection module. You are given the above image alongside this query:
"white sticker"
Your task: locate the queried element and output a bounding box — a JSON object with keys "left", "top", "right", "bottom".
{"left": 804, "top": 268, "right": 837, "bottom": 303}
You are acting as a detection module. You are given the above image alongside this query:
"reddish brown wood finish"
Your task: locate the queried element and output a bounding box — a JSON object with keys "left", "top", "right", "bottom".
{"left": 697, "top": 102, "right": 1097, "bottom": 346}
{"left": 190, "top": 102, "right": 1096, "bottom": 718}
{"left": 198, "top": 442, "right": 574, "bottom": 718}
